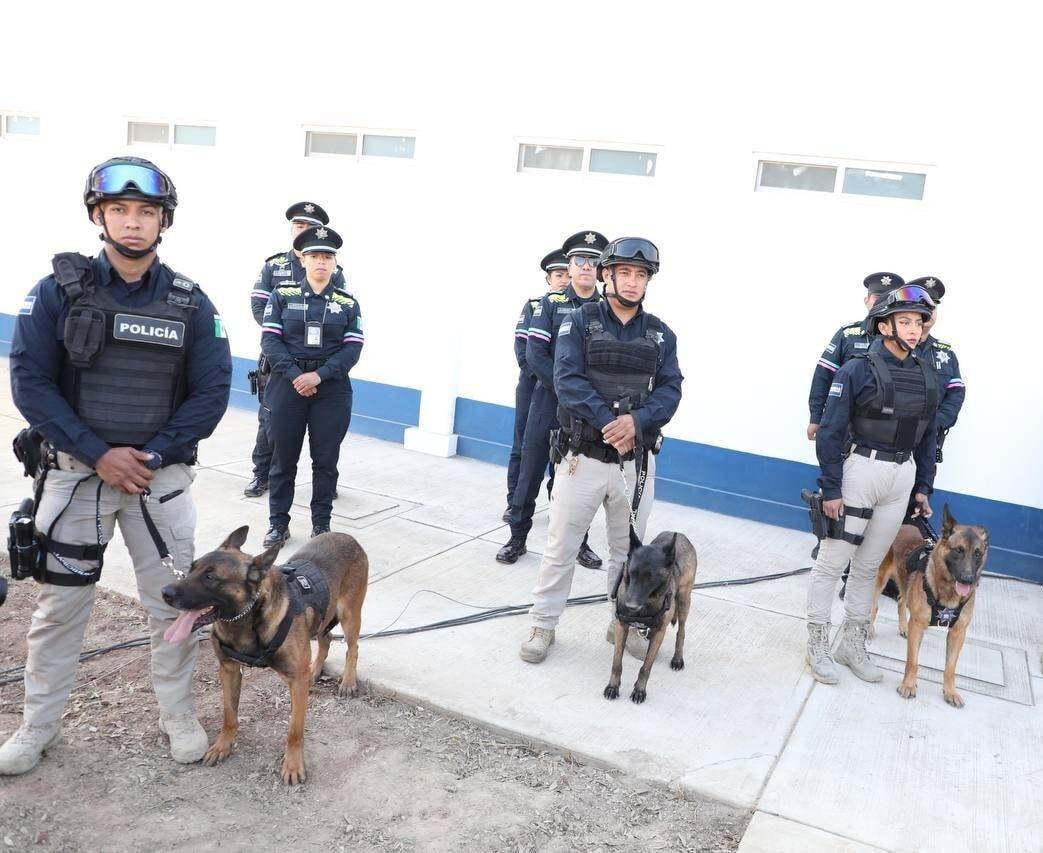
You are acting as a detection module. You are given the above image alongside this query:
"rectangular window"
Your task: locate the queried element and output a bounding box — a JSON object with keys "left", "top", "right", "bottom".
{"left": 306, "top": 130, "right": 358, "bottom": 156}
{"left": 589, "top": 148, "right": 657, "bottom": 177}
{"left": 128, "top": 122, "right": 169, "bottom": 145}
{"left": 518, "top": 143, "right": 583, "bottom": 172}
{"left": 757, "top": 161, "right": 837, "bottom": 193}
{"left": 842, "top": 167, "right": 926, "bottom": 200}
{"left": 5, "top": 115, "right": 40, "bottom": 136}
{"left": 174, "top": 124, "right": 217, "bottom": 146}
{"left": 361, "top": 134, "right": 415, "bottom": 159}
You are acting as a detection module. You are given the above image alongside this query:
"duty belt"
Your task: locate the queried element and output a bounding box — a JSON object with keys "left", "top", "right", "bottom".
{"left": 850, "top": 445, "right": 913, "bottom": 464}
{"left": 573, "top": 440, "right": 620, "bottom": 464}
{"left": 294, "top": 357, "right": 327, "bottom": 372}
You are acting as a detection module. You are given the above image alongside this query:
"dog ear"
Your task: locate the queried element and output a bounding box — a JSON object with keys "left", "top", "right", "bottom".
{"left": 662, "top": 533, "right": 678, "bottom": 565}
{"left": 628, "top": 527, "right": 643, "bottom": 555}
{"left": 246, "top": 540, "right": 283, "bottom": 584}
{"left": 220, "top": 526, "right": 250, "bottom": 551}
{"left": 941, "top": 504, "right": 956, "bottom": 540}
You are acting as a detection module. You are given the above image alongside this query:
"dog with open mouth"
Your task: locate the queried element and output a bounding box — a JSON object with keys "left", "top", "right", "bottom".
{"left": 604, "top": 531, "right": 697, "bottom": 704}
{"left": 871, "top": 505, "right": 989, "bottom": 707}
{"left": 161, "top": 526, "right": 368, "bottom": 783}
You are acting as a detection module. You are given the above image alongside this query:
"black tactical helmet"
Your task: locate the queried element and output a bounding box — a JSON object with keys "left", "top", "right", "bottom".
{"left": 865, "top": 285, "right": 935, "bottom": 336}
{"left": 597, "top": 237, "right": 660, "bottom": 281}
{"left": 84, "top": 157, "right": 178, "bottom": 227}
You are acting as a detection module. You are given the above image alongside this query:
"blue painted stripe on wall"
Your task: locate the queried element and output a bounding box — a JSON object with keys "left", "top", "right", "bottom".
{"left": 452, "top": 396, "right": 1043, "bottom": 582}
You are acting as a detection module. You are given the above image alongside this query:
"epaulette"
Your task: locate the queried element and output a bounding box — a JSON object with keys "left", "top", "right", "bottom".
{"left": 275, "top": 285, "right": 302, "bottom": 297}
{"left": 548, "top": 293, "right": 569, "bottom": 303}
{"left": 842, "top": 323, "right": 864, "bottom": 337}
{"left": 266, "top": 253, "right": 290, "bottom": 266}
{"left": 932, "top": 339, "right": 952, "bottom": 350}
{"left": 330, "top": 289, "right": 355, "bottom": 306}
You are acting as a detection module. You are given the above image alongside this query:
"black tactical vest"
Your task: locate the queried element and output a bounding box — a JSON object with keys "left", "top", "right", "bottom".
{"left": 53, "top": 253, "right": 199, "bottom": 448}
{"left": 581, "top": 302, "right": 662, "bottom": 409}
{"left": 851, "top": 350, "right": 939, "bottom": 451}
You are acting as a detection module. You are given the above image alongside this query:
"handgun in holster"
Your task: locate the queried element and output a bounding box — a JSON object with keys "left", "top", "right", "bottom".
{"left": 549, "top": 429, "right": 565, "bottom": 465}
{"left": 936, "top": 427, "right": 948, "bottom": 464}
{"left": 800, "top": 488, "right": 873, "bottom": 546}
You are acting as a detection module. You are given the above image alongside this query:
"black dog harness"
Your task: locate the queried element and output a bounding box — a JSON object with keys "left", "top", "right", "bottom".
{"left": 218, "top": 559, "right": 337, "bottom": 668}
{"left": 905, "top": 537, "right": 971, "bottom": 629}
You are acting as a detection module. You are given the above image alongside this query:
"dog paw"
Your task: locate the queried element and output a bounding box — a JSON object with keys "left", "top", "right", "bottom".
{"left": 898, "top": 627, "right": 908, "bottom": 639}
{"left": 630, "top": 687, "right": 647, "bottom": 704}
{"left": 202, "top": 740, "right": 233, "bottom": 766}
{"left": 281, "top": 754, "right": 307, "bottom": 785}
{"left": 897, "top": 683, "right": 917, "bottom": 699}
{"left": 337, "top": 682, "right": 360, "bottom": 699}
{"left": 670, "top": 657, "right": 685, "bottom": 671}
{"left": 944, "top": 690, "right": 965, "bottom": 708}
{"left": 603, "top": 684, "right": 619, "bottom": 700}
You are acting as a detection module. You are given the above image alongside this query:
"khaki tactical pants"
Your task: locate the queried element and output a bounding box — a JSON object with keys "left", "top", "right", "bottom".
{"left": 22, "top": 460, "right": 199, "bottom": 727}
{"left": 806, "top": 453, "right": 916, "bottom": 625}
{"left": 529, "top": 451, "right": 655, "bottom": 630}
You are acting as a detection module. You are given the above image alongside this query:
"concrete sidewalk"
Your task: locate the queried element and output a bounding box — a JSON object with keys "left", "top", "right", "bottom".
{"left": 2, "top": 371, "right": 1041, "bottom": 852}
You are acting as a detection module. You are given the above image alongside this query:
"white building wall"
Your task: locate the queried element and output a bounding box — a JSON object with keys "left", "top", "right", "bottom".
{"left": 0, "top": 1, "right": 1040, "bottom": 510}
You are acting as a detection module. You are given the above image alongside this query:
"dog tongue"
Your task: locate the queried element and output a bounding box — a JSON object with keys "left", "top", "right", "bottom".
{"left": 164, "top": 609, "right": 206, "bottom": 644}
{"left": 955, "top": 582, "right": 973, "bottom": 597}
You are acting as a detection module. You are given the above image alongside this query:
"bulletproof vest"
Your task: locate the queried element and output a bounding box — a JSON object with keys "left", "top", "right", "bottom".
{"left": 851, "top": 350, "right": 939, "bottom": 451}
{"left": 581, "top": 302, "right": 662, "bottom": 409}
{"left": 53, "top": 253, "right": 198, "bottom": 447}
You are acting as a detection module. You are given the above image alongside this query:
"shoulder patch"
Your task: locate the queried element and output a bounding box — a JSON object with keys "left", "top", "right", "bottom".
{"left": 828, "top": 382, "right": 844, "bottom": 398}
{"left": 548, "top": 293, "right": 568, "bottom": 303}
{"left": 276, "top": 286, "right": 302, "bottom": 297}
{"left": 559, "top": 320, "right": 572, "bottom": 335}
{"left": 266, "top": 254, "right": 289, "bottom": 265}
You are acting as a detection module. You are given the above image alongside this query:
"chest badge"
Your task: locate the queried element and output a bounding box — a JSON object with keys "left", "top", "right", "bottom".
{"left": 328, "top": 302, "right": 342, "bottom": 314}
{"left": 936, "top": 350, "right": 950, "bottom": 366}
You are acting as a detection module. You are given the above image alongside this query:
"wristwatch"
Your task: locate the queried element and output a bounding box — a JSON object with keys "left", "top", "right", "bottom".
{"left": 144, "top": 451, "right": 163, "bottom": 471}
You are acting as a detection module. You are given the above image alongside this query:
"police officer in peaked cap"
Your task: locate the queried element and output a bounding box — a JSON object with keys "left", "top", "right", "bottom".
{"left": 504, "top": 248, "right": 571, "bottom": 522}
{"left": 519, "top": 237, "right": 683, "bottom": 664}
{"left": 497, "top": 231, "right": 608, "bottom": 570}
{"left": 246, "top": 202, "right": 347, "bottom": 498}
{"left": 807, "top": 272, "right": 906, "bottom": 440}
{"left": 1, "top": 156, "right": 232, "bottom": 775}
{"left": 805, "top": 285, "right": 939, "bottom": 687}
{"left": 260, "top": 225, "right": 364, "bottom": 546}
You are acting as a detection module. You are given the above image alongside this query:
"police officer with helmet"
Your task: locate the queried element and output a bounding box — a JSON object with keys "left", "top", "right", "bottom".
{"left": 504, "top": 248, "right": 571, "bottom": 522}
{"left": 260, "top": 225, "right": 364, "bottom": 547}
{"left": 807, "top": 272, "right": 906, "bottom": 440}
{"left": 497, "top": 231, "right": 607, "bottom": 568}
{"left": 520, "top": 237, "right": 682, "bottom": 663}
{"left": 805, "top": 285, "right": 939, "bottom": 686}
{"left": 246, "top": 201, "right": 346, "bottom": 498}
{"left": 1, "top": 157, "right": 232, "bottom": 775}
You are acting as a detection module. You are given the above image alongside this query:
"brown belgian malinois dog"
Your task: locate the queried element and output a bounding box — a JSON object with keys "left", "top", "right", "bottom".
{"left": 871, "top": 505, "right": 989, "bottom": 708}
{"left": 161, "top": 526, "right": 368, "bottom": 783}
{"left": 604, "top": 531, "right": 697, "bottom": 704}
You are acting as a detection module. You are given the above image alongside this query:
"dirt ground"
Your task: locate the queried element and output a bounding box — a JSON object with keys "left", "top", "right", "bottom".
{"left": 0, "top": 575, "right": 750, "bottom": 852}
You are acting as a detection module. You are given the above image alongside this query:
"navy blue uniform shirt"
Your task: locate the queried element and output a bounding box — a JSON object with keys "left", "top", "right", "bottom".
{"left": 808, "top": 319, "right": 871, "bottom": 423}
{"left": 10, "top": 251, "right": 232, "bottom": 468}
{"left": 918, "top": 334, "right": 966, "bottom": 432}
{"left": 815, "top": 339, "right": 938, "bottom": 501}
{"left": 251, "top": 247, "right": 345, "bottom": 325}
{"left": 260, "top": 279, "right": 363, "bottom": 382}
{"left": 554, "top": 300, "right": 683, "bottom": 434}
{"left": 514, "top": 294, "right": 542, "bottom": 375}
{"left": 527, "top": 284, "right": 600, "bottom": 394}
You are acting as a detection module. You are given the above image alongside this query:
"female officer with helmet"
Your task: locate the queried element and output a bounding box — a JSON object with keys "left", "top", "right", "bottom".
{"left": 806, "top": 285, "right": 939, "bottom": 686}
{"left": 260, "top": 226, "right": 364, "bottom": 546}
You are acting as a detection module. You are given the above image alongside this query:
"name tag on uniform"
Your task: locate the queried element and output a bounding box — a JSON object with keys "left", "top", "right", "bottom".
{"left": 113, "top": 313, "right": 185, "bottom": 348}
{"left": 305, "top": 321, "right": 323, "bottom": 348}
{"left": 287, "top": 302, "right": 307, "bottom": 311}
{"left": 854, "top": 342, "right": 869, "bottom": 349}
{"left": 273, "top": 269, "right": 291, "bottom": 276}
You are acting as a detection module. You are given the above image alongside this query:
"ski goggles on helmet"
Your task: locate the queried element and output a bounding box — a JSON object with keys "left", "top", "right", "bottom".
{"left": 601, "top": 238, "right": 660, "bottom": 272}
{"left": 89, "top": 163, "right": 171, "bottom": 198}
{"left": 879, "top": 285, "right": 935, "bottom": 311}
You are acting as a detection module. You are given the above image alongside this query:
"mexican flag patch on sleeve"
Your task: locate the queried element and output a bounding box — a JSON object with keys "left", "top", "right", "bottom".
{"left": 214, "top": 316, "right": 227, "bottom": 339}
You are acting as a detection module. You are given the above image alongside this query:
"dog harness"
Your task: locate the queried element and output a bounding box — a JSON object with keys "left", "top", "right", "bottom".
{"left": 217, "top": 559, "right": 337, "bottom": 668}
{"left": 905, "top": 541, "right": 970, "bottom": 628}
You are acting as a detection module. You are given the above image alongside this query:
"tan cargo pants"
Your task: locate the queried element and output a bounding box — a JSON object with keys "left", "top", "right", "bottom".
{"left": 21, "top": 458, "right": 199, "bottom": 727}
{"left": 806, "top": 453, "right": 916, "bottom": 625}
{"left": 529, "top": 451, "right": 655, "bottom": 630}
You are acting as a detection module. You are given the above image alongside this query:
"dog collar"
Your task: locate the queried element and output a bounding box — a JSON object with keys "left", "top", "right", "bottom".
{"left": 219, "top": 593, "right": 260, "bottom": 624}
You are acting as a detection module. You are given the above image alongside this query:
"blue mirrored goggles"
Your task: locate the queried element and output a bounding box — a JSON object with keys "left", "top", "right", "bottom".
{"left": 881, "top": 284, "right": 935, "bottom": 309}
{"left": 90, "top": 163, "right": 170, "bottom": 197}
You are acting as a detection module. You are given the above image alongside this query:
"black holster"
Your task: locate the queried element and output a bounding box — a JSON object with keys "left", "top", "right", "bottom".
{"left": 936, "top": 427, "right": 948, "bottom": 464}
{"left": 12, "top": 428, "right": 43, "bottom": 478}
{"left": 801, "top": 489, "right": 874, "bottom": 546}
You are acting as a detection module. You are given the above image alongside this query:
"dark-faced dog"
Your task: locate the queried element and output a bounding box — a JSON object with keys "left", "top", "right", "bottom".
{"left": 161, "top": 526, "right": 368, "bottom": 783}
{"left": 871, "top": 505, "right": 989, "bottom": 708}
{"left": 604, "top": 531, "right": 697, "bottom": 704}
